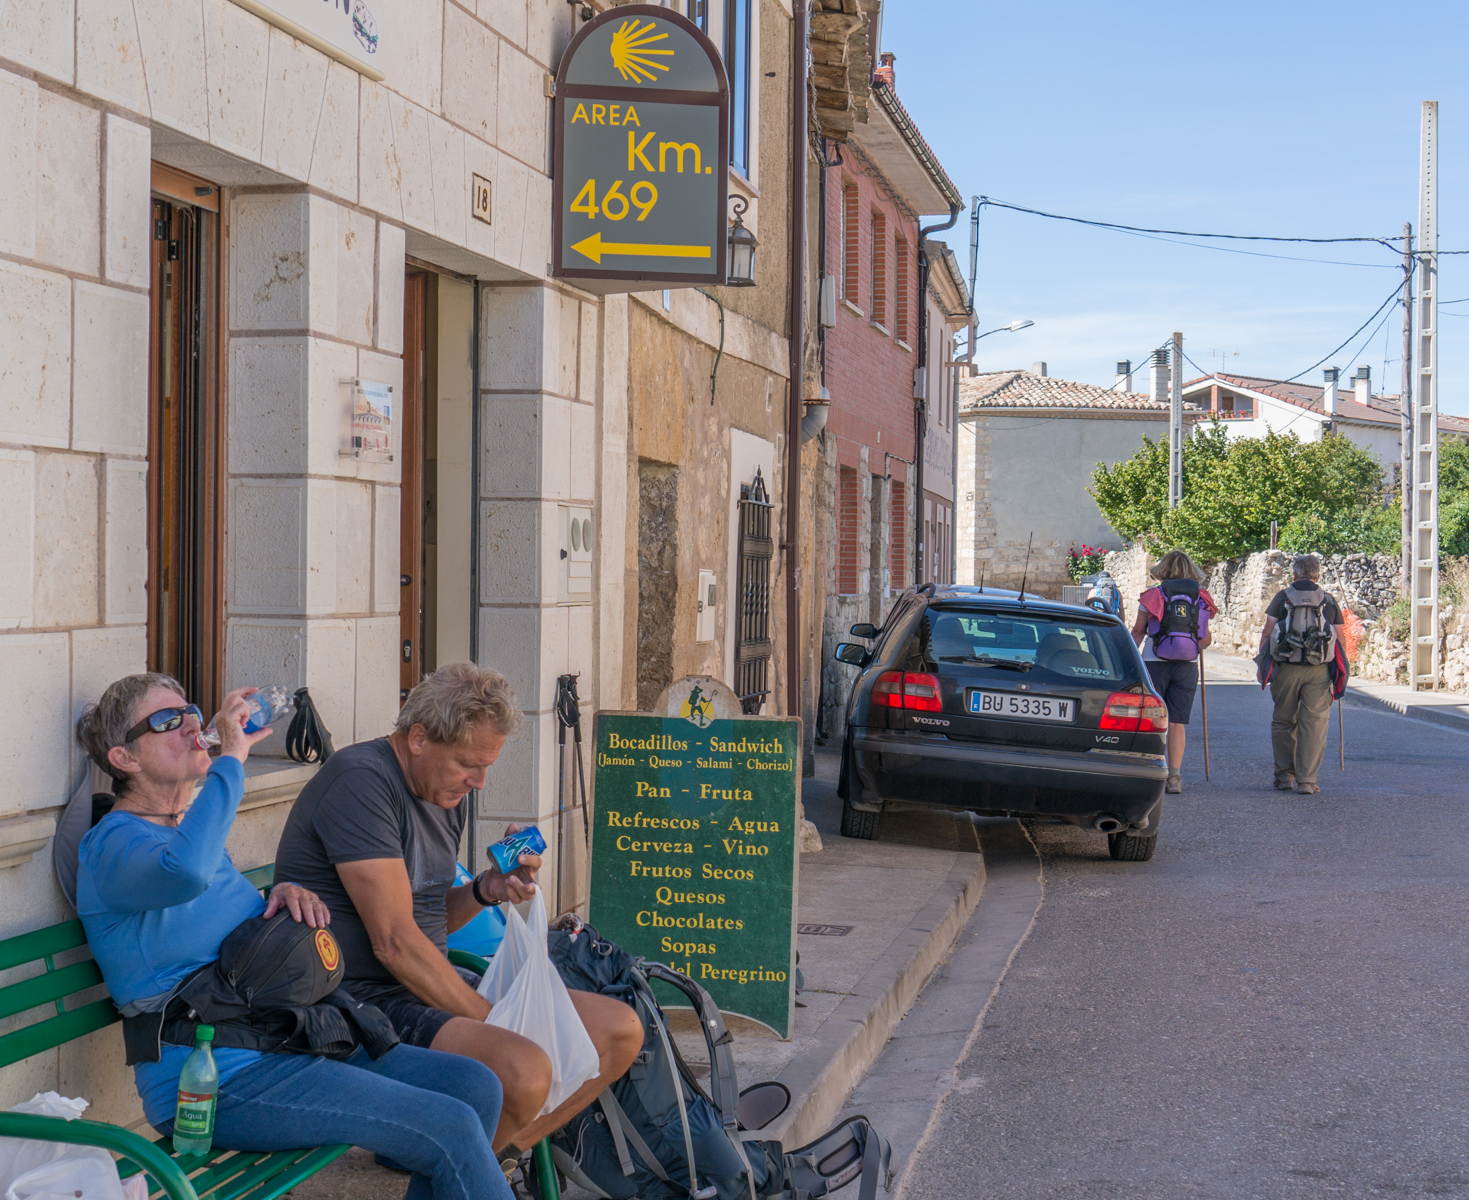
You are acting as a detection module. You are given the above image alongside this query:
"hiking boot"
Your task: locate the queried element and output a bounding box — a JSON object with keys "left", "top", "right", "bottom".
{"left": 1296, "top": 782, "right": 1320, "bottom": 795}
{"left": 1165, "top": 771, "right": 1182, "bottom": 794}
{"left": 1273, "top": 777, "right": 1296, "bottom": 790}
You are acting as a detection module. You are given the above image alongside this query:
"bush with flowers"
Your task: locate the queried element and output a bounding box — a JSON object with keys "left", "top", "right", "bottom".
{"left": 1066, "top": 544, "right": 1110, "bottom": 581}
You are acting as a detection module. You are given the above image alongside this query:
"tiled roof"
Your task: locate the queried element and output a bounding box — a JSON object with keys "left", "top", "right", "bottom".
{"left": 1187, "top": 373, "right": 1469, "bottom": 434}
{"left": 959, "top": 370, "right": 1181, "bottom": 413}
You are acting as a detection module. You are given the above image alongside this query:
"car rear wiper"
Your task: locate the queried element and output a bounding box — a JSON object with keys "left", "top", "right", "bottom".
{"left": 937, "top": 655, "right": 1033, "bottom": 672}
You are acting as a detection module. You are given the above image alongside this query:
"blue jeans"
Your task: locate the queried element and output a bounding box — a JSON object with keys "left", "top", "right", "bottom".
{"left": 159, "top": 1045, "right": 512, "bottom": 1200}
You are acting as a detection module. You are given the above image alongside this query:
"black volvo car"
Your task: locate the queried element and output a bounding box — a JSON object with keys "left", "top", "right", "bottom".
{"left": 833, "top": 583, "right": 1169, "bottom": 861}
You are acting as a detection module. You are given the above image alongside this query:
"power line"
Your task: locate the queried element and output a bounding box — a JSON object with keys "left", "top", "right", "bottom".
{"left": 1282, "top": 269, "right": 1413, "bottom": 383}
{"left": 976, "top": 196, "right": 1402, "bottom": 248}
{"left": 1088, "top": 225, "right": 1399, "bottom": 269}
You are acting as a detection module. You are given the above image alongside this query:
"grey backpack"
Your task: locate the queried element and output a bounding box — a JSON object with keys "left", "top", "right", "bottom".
{"left": 1270, "top": 585, "right": 1337, "bottom": 665}
{"left": 547, "top": 925, "right": 891, "bottom": 1200}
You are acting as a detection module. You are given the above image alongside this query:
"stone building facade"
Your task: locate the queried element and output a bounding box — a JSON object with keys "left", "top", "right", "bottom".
{"left": 0, "top": 0, "right": 804, "bottom": 1122}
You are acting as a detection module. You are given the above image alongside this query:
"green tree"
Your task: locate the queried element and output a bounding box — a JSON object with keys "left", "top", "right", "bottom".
{"left": 1440, "top": 438, "right": 1469, "bottom": 557}
{"left": 1090, "top": 422, "right": 1390, "bottom": 562}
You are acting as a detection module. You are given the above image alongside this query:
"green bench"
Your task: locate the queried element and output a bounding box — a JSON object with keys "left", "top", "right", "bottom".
{"left": 0, "top": 864, "right": 560, "bottom": 1200}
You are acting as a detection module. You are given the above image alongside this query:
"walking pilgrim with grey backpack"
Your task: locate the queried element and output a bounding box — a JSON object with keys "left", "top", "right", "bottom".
{"left": 1130, "top": 551, "right": 1217, "bottom": 795}
{"left": 1255, "top": 554, "right": 1349, "bottom": 795}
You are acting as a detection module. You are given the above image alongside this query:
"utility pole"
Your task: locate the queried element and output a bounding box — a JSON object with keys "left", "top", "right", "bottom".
{"left": 1412, "top": 101, "right": 1440, "bottom": 691}
{"left": 1169, "top": 331, "right": 1184, "bottom": 509}
{"left": 1400, "top": 222, "right": 1414, "bottom": 598}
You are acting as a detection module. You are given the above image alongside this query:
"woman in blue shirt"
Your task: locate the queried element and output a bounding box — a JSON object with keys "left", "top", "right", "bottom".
{"left": 75, "top": 673, "right": 512, "bottom": 1200}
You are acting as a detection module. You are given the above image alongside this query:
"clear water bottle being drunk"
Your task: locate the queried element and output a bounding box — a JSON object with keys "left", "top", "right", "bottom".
{"left": 173, "top": 1025, "right": 218, "bottom": 1157}
{"left": 198, "top": 685, "right": 292, "bottom": 748}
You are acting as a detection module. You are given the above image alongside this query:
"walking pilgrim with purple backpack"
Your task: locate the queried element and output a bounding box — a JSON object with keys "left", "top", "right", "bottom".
{"left": 1129, "top": 550, "right": 1217, "bottom": 795}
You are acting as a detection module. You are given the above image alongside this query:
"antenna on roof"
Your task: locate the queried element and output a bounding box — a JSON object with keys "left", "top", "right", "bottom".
{"left": 1017, "top": 532, "right": 1033, "bottom": 607}
{"left": 977, "top": 566, "right": 984, "bottom": 594}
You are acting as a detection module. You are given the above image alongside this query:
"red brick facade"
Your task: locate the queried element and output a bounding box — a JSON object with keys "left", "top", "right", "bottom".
{"left": 822, "top": 159, "right": 919, "bottom": 489}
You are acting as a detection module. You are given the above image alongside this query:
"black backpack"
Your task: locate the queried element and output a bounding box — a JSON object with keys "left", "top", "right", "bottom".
{"left": 548, "top": 924, "right": 891, "bottom": 1200}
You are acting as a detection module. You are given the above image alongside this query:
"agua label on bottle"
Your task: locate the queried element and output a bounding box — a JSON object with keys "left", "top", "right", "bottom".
{"left": 175, "top": 1092, "right": 216, "bottom": 1136}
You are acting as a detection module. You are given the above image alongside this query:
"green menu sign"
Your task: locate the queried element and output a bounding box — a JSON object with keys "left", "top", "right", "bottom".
{"left": 590, "top": 711, "right": 798, "bottom": 1037}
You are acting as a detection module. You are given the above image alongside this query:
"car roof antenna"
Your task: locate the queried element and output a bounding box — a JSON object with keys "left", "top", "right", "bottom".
{"left": 1017, "top": 532, "right": 1033, "bottom": 607}
{"left": 977, "top": 567, "right": 984, "bottom": 594}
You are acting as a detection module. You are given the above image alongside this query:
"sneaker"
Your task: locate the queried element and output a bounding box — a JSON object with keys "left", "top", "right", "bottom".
{"left": 1273, "top": 777, "right": 1296, "bottom": 790}
{"left": 1296, "top": 782, "right": 1319, "bottom": 795}
{"left": 1165, "top": 772, "right": 1182, "bottom": 794}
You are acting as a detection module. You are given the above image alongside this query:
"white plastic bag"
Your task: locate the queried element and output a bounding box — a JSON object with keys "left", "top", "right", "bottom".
{"left": 0, "top": 1093, "right": 124, "bottom": 1200}
{"left": 476, "top": 891, "right": 601, "bottom": 1114}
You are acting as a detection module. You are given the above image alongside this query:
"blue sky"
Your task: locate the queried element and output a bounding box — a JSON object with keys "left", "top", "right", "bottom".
{"left": 883, "top": 0, "right": 1469, "bottom": 414}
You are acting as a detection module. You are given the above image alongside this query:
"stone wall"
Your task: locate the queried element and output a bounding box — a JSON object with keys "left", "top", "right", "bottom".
{"left": 1106, "top": 544, "right": 1469, "bottom": 696}
{"left": 1104, "top": 546, "right": 1406, "bottom": 660}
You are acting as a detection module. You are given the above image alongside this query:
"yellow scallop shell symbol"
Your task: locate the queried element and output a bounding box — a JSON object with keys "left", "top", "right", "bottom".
{"left": 609, "top": 18, "right": 673, "bottom": 84}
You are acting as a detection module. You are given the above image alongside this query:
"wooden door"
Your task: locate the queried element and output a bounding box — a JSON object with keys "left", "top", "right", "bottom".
{"left": 400, "top": 273, "right": 428, "bottom": 699}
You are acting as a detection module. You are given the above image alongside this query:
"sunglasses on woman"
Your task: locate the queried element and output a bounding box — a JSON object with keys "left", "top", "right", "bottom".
{"left": 124, "top": 704, "right": 205, "bottom": 743}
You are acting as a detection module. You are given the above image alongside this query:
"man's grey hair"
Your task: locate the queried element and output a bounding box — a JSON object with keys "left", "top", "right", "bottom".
{"left": 76, "top": 672, "right": 187, "bottom": 793}
{"left": 396, "top": 662, "right": 523, "bottom": 744}
{"left": 1292, "top": 554, "right": 1321, "bottom": 581}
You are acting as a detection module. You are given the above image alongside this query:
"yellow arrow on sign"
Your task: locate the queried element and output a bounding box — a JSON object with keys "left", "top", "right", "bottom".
{"left": 571, "top": 231, "right": 712, "bottom": 265}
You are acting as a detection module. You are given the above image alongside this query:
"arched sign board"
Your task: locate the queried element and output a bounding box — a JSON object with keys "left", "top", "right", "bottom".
{"left": 553, "top": 6, "right": 730, "bottom": 294}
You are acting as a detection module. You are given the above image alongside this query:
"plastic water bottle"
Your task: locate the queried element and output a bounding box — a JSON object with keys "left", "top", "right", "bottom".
{"left": 199, "top": 685, "right": 292, "bottom": 748}
{"left": 173, "top": 1025, "right": 218, "bottom": 1157}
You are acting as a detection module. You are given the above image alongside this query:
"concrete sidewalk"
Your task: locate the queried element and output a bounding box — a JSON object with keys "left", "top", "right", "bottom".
{"left": 1207, "top": 651, "right": 1469, "bottom": 734}
{"left": 292, "top": 747, "right": 988, "bottom": 1199}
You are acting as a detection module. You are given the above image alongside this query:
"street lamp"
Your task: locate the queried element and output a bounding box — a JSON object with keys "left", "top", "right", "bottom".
{"left": 726, "top": 197, "right": 757, "bottom": 287}
{"left": 974, "top": 318, "right": 1033, "bottom": 342}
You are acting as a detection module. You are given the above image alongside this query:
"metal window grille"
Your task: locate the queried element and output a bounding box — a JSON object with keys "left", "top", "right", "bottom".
{"left": 889, "top": 480, "right": 907, "bottom": 591}
{"left": 836, "top": 467, "right": 860, "bottom": 594}
{"left": 735, "top": 469, "right": 773, "bottom": 713}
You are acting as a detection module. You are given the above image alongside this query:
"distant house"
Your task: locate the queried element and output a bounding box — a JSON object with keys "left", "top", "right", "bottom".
{"left": 1181, "top": 369, "right": 1469, "bottom": 469}
{"left": 956, "top": 367, "right": 1208, "bottom": 598}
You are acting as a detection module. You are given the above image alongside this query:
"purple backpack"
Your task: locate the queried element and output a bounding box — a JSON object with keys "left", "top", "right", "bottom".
{"left": 1148, "top": 580, "right": 1205, "bottom": 661}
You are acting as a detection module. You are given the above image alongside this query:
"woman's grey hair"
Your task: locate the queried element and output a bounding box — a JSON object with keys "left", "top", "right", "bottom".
{"left": 396, "top": 662, "right": 523, "bottom": 744}
{"left": 1292, "top": 554, "right": 1321, "bottom": 581}
{"left": 76, "top": 672, "right": 187, "bottom": 794}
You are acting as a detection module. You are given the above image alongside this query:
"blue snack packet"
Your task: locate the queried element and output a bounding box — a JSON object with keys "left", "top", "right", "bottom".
{"left": 489, "top": 825, "right": 546, "bottom": 874}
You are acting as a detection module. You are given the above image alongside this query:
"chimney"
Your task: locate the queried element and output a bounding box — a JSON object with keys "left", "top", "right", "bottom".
{"left": 1031, "top": 361, "right": 1047, "bottom": 378}
{"left": 1353, "top": 365, "right": 1371, "bottom": 407}
{"left": 874, "top": 52, "right": 895, "bottom": 88}
{"left": 1323, "top": 367, "right": 1339, "bottom": 415}
{"left": 1115, "top": 360, "right": 1133, "bottom": 393}
{"left": 1150, "top": 347, "right": 1170, "bottom": 404}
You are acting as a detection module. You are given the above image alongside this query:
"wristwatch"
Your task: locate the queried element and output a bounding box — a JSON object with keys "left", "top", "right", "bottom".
{"left": 471, "top": 872, "right": 500, "bottom": 907}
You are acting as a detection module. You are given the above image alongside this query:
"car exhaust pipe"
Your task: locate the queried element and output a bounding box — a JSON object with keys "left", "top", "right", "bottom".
{"left": 1092, "top": 815, "right": 1126, "bottom": 834}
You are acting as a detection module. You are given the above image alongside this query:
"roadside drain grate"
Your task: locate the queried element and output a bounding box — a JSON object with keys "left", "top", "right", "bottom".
{"left": 797, "top": 923, "right": 854, "bottom": 936}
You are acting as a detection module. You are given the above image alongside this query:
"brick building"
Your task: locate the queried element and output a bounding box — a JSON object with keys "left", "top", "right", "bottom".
{"left": 813, "top": 54, "right": 964, "bottom": 738}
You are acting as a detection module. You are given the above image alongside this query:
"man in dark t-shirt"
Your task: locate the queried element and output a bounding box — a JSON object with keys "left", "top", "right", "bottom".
{"left": 1257, "top": 555, "right": 1346, "bottom": 795}
{"left": 275, "top": 663, "right": 641, "bottom": 1160}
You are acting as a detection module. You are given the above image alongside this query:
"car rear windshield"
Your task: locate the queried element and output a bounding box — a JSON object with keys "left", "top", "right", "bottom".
{"left": 920, "top": 607, "right": 1138, "bottom": 684}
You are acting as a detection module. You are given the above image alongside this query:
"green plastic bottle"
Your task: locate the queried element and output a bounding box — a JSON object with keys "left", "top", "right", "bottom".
{"left": 173, "top": 1025, "right": 218, "bottom": 1157}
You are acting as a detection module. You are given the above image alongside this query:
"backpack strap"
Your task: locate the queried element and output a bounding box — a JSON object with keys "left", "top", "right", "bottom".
{"left": 598, "top": 1089, "right": 671, "bottom": 1183}
{"left": 643, "top": 962, "right": 741, "bottom": 1128}
{"left": 631, "top": 985, "right": 701, "bottom": 1195}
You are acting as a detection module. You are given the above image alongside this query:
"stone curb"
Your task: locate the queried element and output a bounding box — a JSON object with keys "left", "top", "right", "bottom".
{"left": 763, "top": 843, "right": 987, "bottom": 1150}
{"left": 1207, "top": 655, "right": 1469, "bottom": 734}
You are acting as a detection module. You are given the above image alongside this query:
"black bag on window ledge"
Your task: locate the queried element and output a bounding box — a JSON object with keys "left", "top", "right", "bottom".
{"left": 285, "top": 687, "right": 335, "bottom": 764}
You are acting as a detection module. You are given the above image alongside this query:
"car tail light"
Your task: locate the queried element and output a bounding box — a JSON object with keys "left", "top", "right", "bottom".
{"left": 871, "top": 672, "right": 903, "bottom": 707}
{"left": 1100, "top": 691, "right": 1169, "bottom": 733}
{"left": 870, "top": 671, "right": 943, "bottom": 712}
{"left": 900, "top": 672, "right": 942, "bottom": 712}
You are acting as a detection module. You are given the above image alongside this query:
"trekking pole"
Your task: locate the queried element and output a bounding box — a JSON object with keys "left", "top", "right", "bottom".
{"left": 1199, "top": 650, "right": 1210, "bottom": 781}
{"left": 1338, "top": 699, "right": 1345, "bottom": 770}
{"left": 554, "top": 703, "right": 567, "bottom": 917}
{"left": 555, "top": 675, "right": 588, "bottom": 911}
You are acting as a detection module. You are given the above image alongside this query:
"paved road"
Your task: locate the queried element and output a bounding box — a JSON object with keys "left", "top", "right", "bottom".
{"left": 842, "top": 672, "right": 1469, "bottom": 1200}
